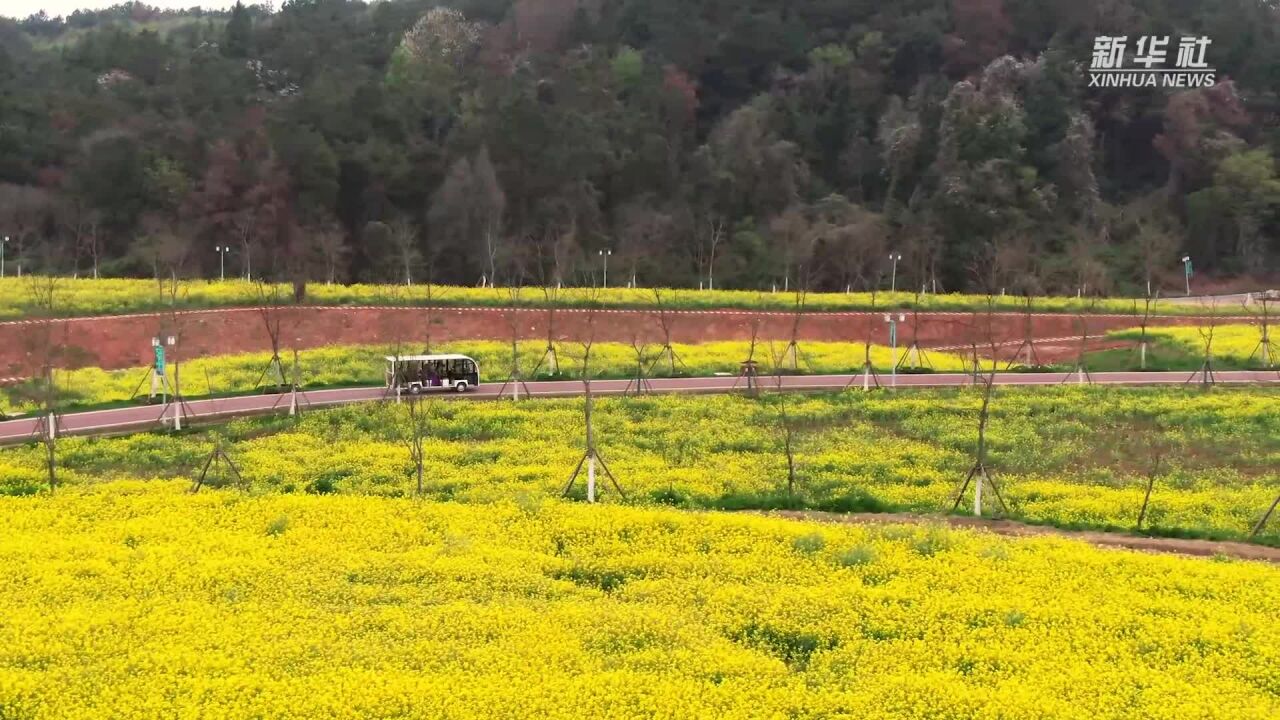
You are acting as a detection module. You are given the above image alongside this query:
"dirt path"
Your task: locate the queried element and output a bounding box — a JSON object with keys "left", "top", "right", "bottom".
{"left": 0, "top": 305, "right": 1231, "bottom": 377}
{"left": 762, "top": 510, "right": 1280, "bottom": 563}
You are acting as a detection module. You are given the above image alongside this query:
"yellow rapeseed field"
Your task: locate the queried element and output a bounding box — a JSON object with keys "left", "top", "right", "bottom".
{"left": 0, "top": 277, "right": 1229, "bottom": 319}
{"left": 1, "top": 482, "right": 1277, "bottom": 719}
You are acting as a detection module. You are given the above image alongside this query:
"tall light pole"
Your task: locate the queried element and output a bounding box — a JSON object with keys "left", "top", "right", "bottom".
{"left": 599, "top": 249, "right": 611, "bottom": 289}
{"left": 1, "top": 236, "right": 7, "bottom": 279}
{"left": 889, "top": 253, "right": 902, "bottom": 293}
{"left": 1181, "top": 256, "right": 1193, "bottom": 297}
{"left": 885, "top": 313, "right": 905, "bottom": 388}
{"left": 215, "top": 246, "right": 230, "bottom": 281}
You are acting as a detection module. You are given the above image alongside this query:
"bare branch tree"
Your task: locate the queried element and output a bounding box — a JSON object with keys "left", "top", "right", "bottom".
{"left": 779, "top": 285, "right": 811, "bottom": 373}
{"left": 252, "top": 278, "right": 292, "bottom": 391}
{"left": 496, "top": 282, "right": 532, "bottom": 401}
{"left": 649, "top": 288, "right": 686, "bottom": 377}
{"left": 20, "top": 272, "right": 67, "bottom": 491}
{"left": 1063, "top": 295, "right": 1098, "bottom": 385}
{"left": 897, "top": 290, "right": 933, "bottom": 372}
{"left": 1245, "top": 292, "right": 1277, "bottom": 370}
{"left": 312, "top": 222, "right": 349, "bottom": 285}
{"left": 949, "top": 286, "right": 1010, "bottom": 518}
{"left": 402, "top": 392, "right": 433, "bottom": 496}
{"left": 624, "top": 330, "right": 654, "bottom": 396}
{"left": 1132, "top": 421, "right": 1168, "bottom": 532}
{"left": 156, "top": 258, "right": 196, "bottom": 431}
{"left": 1185, "top": 300, "right": 1219, "bottom": 387}
{"left": 528, "top": 278, "right": 561, "bottom": 378}
{"left": 562, "top": 290, "right": 625, "bottom": 503}
{"left": 848, "top": 280, "right": 882, "bottom": 391}
{"left": 1131, "top": 290, "right": 1161, "bottom": 370}
{"left": 767, "top": 341, "right": 800, "bottom": 501}
{"left": 0, "top": 184, "right": 50, "bottom": 278}
{"left": 1006, "top": 293, "right": 1042, "bottom": 369}
{"left": 733, "top": 309, "right": 765, "bottom": 397}
{"left": 390, "top": 218, "right": 420, "bottom": 286}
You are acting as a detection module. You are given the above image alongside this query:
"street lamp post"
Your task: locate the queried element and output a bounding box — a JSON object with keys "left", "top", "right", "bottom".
{"left": 885, "top": 313, "right": 906, "bottom": 387}
{"left": 215, "top": 246, "right": 230, "bottom": 281}
{"left": 1, "top": 236, "right": 7, "bottom": 279}
{"left": 1181, "top": 256, "right": 1193, "bottom": 297}
{"left": 599, "top": 249, "right": 612, "bottom": 289}
{"left": 889, "top": 253, "right": 902, "bottom": 293}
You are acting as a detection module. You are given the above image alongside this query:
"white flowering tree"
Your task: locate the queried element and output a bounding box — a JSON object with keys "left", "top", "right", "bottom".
{"left": 387, "top": 7, "right": 482, "bottom": 134}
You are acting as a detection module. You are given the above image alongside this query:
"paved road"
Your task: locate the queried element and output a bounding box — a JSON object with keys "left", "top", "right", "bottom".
{"left": 1, "top": 371, "right": 1275, "bottom": 445}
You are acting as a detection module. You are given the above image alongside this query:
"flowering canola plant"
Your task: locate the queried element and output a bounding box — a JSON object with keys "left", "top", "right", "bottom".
{"left": 2, "top": 387, "right": 1277, "bottom": 544}
{"left": 0, "top": 483, "right": 1277, "bottom": 719}
{"left": 0, "top": 340, "right": 968, "bottom": 416}
{"left": 1106, "top": 324, "right": 1276, "bottom": 368}
{"left": 0, "top": 277, "right": 1227, "bottom": 320}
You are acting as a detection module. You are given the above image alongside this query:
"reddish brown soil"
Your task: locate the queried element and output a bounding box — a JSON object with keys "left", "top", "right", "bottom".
{"left": 763, "top": 510, "right": 1280, "bottom": 563}
{"left": 0, "top": 305, "right": 1234, "bottom": 376}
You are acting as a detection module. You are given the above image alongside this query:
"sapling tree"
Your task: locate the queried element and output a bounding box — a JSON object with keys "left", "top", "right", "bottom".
{"left": 1131, "top": 291, "right": 1160, "bottom": 370}
{"left": 778, "top": 285, "right": 811, "bottom": 373}
{"left": 649, "top": 288, "right": 686, "bottom": 377}
{"left": 497, "top": 284, "right": 532, "bottom": 401}
{"left": 252, "top": 278, "right": 292, "bottom": 392}
{"left": 624, "top": 331, "right": 654, "bottom": 396}
{"left": 402, "top": 391, "right": 433, "bottom": 496}
{"left": 153, "top": 239, "right": 194, "bottom": 430}
{"left": 1244, "top": 292, "right": 1276, "bottom": 370}
{"left": 896, "top": 291, "right": 932, "bottom": 372}
{"left": 767, "top": 341, "right": 801, "bottom": 501}
{"left": 417, "top": 240, "right": 446, "bottom": 355}
{"left": 528, "top": 281, "right": 561, "bottom": 378}
{"left": 1130, "top": 418, "right": 1170, "bottom": 532}
{"left": 1064, "top": 295, "right": 1098, "bottom": 385}
{"left": 733, "top": 310, "right": 765, "bottom": 397}
{"left": 562, "top": 293, "right": 626, "bottom": 503}
{"left": 1252, "top": 488, "right": 1280, "bottom": 540}
{"left": 1006, "top": 292, "right": 1042, "bottom": 369}
{"left": 1186, "top": 300, "right": 1219, "bottom": 387}
{"left": 382, "top": 290, "right": 433, "bottom": 496}
{"left": 20, "top": 272, "right": 67, "bottom": 491}
{"left": 950, "top": 254, "right": 1009, "bottom": 517}
{"left": 848, "top": 276, "right": 882, "bottom": 391}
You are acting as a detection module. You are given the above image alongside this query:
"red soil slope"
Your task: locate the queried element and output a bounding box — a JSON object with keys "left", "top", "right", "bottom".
{"left": 0, "top": 305, "right": 1240, "bottom": 377}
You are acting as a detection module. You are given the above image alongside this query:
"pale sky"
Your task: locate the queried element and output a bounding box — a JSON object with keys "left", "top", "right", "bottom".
{"left": 2, "top": 1, "right": 237, "bottom": 20}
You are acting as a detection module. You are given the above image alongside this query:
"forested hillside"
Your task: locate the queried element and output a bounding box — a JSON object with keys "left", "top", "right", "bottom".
{"left": 0, "top": 0, "right": 1277, "bottom": 294}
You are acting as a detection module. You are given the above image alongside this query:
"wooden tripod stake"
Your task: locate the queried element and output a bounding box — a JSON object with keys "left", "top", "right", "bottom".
{"left": 1005, "top": 296, "right": 1040, "bottom": 369}
{"left": 1247, "top": 295, "right": 1276, "bottom": 370}
{"left": 624, "top": 337, "right": 653, "bottom": 396}
{"left": 562, "top": 383, "right": 626, "bottom": 503}
{"left": 562, "top": 302, "right": 626, "bottom": 504}
{"left": 270, "top": 347, "right": 310, "bottom": 418}
{"left": 191, "top": 439, "right": 247, "bottom": 493}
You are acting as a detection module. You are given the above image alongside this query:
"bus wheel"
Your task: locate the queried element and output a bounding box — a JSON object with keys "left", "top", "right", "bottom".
{"left": 409, "top": 384, "right": 422, "bottom": 395}
{"left": 455, "top": 382, "right": 468, "bottom": 393}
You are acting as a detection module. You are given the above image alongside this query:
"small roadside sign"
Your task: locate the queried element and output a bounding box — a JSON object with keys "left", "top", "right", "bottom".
{"left": 154, "top": 346, "right": 166, "bottom": 376}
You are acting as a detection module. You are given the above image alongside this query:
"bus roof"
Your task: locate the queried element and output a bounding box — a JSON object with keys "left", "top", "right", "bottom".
{"left": 385, "top": 354, "right": 476, "bottom": 362}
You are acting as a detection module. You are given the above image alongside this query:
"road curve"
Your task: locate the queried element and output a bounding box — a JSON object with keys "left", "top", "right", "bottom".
{"left": 1, "top": 371, "right": 1276, "bottom": 445}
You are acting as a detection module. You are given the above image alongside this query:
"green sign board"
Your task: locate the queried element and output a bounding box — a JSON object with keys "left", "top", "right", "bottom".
{"left": 154, "top": 346, "right": 166, "bottom": 376}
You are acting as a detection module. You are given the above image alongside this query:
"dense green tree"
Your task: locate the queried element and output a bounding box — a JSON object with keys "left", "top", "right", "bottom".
{"left": 223, "top": 1, "right": 253, "bottom": 59}
{"left": 1, "top": 0, "right": 1276, "bottom": 288}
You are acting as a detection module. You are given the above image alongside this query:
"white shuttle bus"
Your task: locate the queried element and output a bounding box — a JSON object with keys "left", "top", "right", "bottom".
{"left": 385, "top": 354, "right": 479, "bottom": 394}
